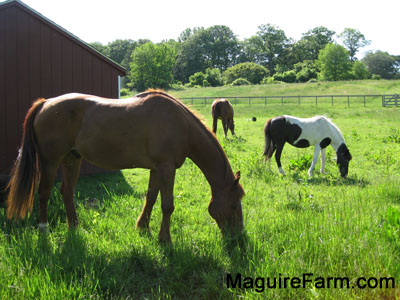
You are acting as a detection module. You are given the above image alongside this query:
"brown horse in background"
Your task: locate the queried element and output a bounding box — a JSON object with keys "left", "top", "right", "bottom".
{"left": 211, "top": 98, "right": 235, "bottom": 137}
{"left": 7, "top": 90, "right": 244, "bottom": 242}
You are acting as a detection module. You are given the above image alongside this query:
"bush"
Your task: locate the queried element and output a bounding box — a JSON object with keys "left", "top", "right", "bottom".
{"left": 273, "top": 70, "right": 296, "bottom": 83}
{"left": 260, "top": 76, "right": 275, "bottom": 84}
{"left": 119, "top": 88, "right": 131, "bottom": 97}
{"left": 205, "top": 68, "right": 223, "bottom": 86}
{"left": 294, "top": 60, "right": 319, "bottom": 83}
{"left": 231, "top": 78, "right": 251, "bottom": 86}
{"left": 188, "top": 72, "right": 207, "bottom": 87}
{"left": 188, "top": 68, "right": 223, "bottom": 87}
{"left": 371, "top": 74, "right": 382, "bottom": 80}
{"left": 223, "top": 62, "right": 269, "bottom": 85}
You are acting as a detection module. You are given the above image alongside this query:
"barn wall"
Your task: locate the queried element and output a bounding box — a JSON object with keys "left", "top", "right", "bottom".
{"left": 0, "top": 3, "right": 125, "bottom": 175}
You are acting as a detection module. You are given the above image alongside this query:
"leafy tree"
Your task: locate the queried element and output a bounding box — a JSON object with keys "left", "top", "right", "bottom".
{"left": 295, "top": 27, "right": 336, "bottom": 61}
{"left": 362, "top": 51, "right": 398, "bottom": 79}
{"left": 338, "top": 28, "right": 371, "bottom": 62}
{"left": 318, "top": 43, "right": 352, "bottom": 81}
{"left": 90, "top": 42, "right": 110, "bottom": 57}
{"left": 129, "top": 42, "right": 176, "bottom": 91}
{"left": 352, "top": 61, "right": 370, "bottom": 79}
{"left": 246, "top": 24, "right": 290, "bottom": 74}
{"left": 174, "top": 26, "right": 240, "bottom": 83}
{"left": 223, "top": 62, "right": 269, "bottom": 85}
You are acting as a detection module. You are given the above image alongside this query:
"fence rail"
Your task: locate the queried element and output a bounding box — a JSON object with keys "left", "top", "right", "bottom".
{"left": 179, "top": 94, "right": 400, "bottom": 107}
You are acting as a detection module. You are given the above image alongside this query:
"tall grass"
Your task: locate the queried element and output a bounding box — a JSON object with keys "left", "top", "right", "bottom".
{"left": 0, "top": 86, "right": 399, "bottom": 299}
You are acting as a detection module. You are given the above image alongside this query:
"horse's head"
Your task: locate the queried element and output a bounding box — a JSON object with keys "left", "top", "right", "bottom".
{"left": 208, "top": 171, "right": 244, "bottom": 236}
{"left": 337, "top": 144, "right": 352, "bottom": 177}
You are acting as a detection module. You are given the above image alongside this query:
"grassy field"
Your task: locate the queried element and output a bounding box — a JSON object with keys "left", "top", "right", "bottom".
{"left": 1, "top": 82, "right": 400, "bottom": 299}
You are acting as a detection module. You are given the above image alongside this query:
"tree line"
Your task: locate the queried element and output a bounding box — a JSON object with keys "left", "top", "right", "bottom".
{"left": 90, "top": 24, "right": 400, "bottom": 92}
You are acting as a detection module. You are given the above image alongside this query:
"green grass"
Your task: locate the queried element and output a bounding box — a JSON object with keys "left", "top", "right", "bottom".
{"left": 1, "top": 83, "right": 400, "bottom": 299}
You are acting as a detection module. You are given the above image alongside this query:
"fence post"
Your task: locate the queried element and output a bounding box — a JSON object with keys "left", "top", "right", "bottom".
{"left": 347, "top": 96, "right": 350, "bottom": 107}
{"left": 315, "top": 96, "right": 317, "bottom": 106}
{"left": 235, "top": 97, "right": 237, "bottom": 105}
{"left": 382, "top": 95, "right": 385, "bottom": 107}
{"left": 298, "top": 95, "right": 300, "bottom": 105}
{"left": 204, "top": 97, "right": 206, "bottom": 106}
{"left": 281, "top": 97, "right": 283, "bottom": 105}
{"left": 264, "top": 97, "right": 267, "bottom": 106}
{"left": 248, "top": 97, "right": 250, "bottom": 106}
{"left": 364, "top": 95, "right": 366, "bottom": 107}
{"left": 331, "top": 96, "right": 333, "bottom": 106}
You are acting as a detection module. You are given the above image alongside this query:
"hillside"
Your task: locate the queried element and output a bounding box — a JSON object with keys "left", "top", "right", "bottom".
{"left": 168, "top": 79, "right": 400, "bottom": 99}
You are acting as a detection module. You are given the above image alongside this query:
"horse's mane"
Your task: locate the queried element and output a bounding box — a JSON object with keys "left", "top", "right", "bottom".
{"left": 136, "top": 89, "right": 234, "bottom": 184}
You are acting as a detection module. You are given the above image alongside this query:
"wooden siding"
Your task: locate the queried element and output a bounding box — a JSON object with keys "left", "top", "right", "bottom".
{"left": 0, "top": 2, "right": 126, "bottom": 175}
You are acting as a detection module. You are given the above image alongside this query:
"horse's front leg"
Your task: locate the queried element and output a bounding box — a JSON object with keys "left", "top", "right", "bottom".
{"left": 137, "top": 169, "right": 160, "bottom": 230}
{"left": 320, "top": 147, "right": 327, "bottom": 174}
{"left": 156, "top": 164, "right": 176, "bottom": 242}
{"left": 308, "top": 146, "right": 321, "bottom": 176}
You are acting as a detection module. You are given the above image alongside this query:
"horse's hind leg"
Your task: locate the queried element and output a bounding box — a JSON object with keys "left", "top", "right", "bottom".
{"left": 275, "top": 143, "right": 286, "bottom": 175}
{"left": 212, "top": 115, "right": 218, "bottom": 134}
{"left": 60, "top": 152, "right": 82, "bottom": 227}
{"left": 38, "top": 162, "right": 59, "bottom": 231}
{"left": 222, "top": 118, "right": 228, "bottom": 137}
{"left": 137, "top": 169, "right": 160, "bottom": 230}
{"left": 228, "top": 118, "right": 235, "bottom": 136}
{"left": 156, "top": 164, "right": 176, "bottom": 242}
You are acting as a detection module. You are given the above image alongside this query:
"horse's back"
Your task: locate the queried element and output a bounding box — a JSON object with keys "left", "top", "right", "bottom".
{"left": 33, "top": 92, "right": 191, "bottom": 170}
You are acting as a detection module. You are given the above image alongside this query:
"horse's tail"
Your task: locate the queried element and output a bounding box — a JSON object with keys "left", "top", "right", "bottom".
{"left": 7, "top": 98, "right": 46, "bottom": 219}
{"left": 263, "top": 119, "right": 275, "bottom": 161}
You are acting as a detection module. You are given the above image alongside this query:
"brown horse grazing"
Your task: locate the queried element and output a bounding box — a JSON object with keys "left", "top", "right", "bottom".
{"left": 211, "top": 98, "right": 235, "bottom": 137}
{"left": 7, "top": 90, "right": 244, "bottom": 242}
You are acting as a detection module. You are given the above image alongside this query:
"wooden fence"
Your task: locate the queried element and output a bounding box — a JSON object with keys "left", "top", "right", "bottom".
{"left": 180, "top": 94, "right": 400, "bottom": 107}
{"left": 382, "top": 94, "right": 400, "bottom": 107}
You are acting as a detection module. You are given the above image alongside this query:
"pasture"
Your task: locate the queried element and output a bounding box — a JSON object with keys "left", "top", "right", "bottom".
{"left": 1, "top": 88, "right": 400, "bottom": 299}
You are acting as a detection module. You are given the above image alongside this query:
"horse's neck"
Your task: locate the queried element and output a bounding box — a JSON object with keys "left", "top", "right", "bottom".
{"left": 188, "top": 129, "right": 233, "bottom": 193}
{"left": 328, "top": 125, "right": 345, "bottom": 152}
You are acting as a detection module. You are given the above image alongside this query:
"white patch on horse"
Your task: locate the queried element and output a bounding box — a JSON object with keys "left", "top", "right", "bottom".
{"left": 284, "top": 115, "right": 344, "bottom": 150}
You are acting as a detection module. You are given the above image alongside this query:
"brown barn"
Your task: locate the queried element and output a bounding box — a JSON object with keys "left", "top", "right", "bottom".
{"left": 0, "top": 0, "right": 126, "bottom": 175}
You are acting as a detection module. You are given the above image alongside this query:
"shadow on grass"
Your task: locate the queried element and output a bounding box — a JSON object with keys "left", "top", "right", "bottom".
{"left": 5, "top": 228, "right": 231, "bottom": 299}
{"left": 0, "top": 171, "right": 136, "bottom": 233}
{"left": 289, "top": 173, "right": 370, "bottom": 187}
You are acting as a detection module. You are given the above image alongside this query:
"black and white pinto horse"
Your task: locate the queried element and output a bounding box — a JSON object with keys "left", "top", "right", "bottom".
{"left": 263, "top": 115, "right": 352, "bottom": 177}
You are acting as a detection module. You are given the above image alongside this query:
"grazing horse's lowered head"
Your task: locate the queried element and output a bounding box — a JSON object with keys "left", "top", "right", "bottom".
{"left": 263, "top": 115, "right": 352, "bottom": 177}
{"left": 208, "top": 171, "right": 244, "bottom": 235}
{"left": 211, "top": 98, "right": 235, "bottom": 137}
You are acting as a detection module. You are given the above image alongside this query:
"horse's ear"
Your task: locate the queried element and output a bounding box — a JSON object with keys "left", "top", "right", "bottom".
{"left": 233, "top": 171, "right": 241, "bottom": 186}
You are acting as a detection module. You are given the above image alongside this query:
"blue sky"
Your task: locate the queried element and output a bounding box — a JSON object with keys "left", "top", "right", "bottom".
{"left": 20, "top": 0, "right": 399, "bottom": 58}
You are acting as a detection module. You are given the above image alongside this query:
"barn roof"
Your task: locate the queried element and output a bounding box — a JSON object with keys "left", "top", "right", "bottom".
{"left": 0, "top": 0, "right": 126, "bottom": 75}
